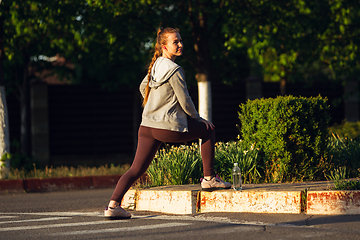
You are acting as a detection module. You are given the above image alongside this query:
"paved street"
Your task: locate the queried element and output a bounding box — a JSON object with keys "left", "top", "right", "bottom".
{"left": 0, "top": 189, "right": 359, "bottom": 239}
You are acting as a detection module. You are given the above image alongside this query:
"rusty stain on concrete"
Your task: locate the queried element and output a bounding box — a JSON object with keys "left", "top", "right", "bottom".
{"left": 200, "top": 191, "right": 302, "bottom": 214}
{"left": 307, "top": 191, "right": 360, "bottom": 215}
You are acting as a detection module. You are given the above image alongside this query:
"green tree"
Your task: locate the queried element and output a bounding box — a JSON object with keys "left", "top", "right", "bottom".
{"left": 225, "top": 0, "right": 360, "bottom": 94}
{"left": 4, "top": 0, "right": 85, "bottom": 158}
{"left": 72, "top": 1, "right": 157, "bottom": 89}
{"left": 75, "top": 1, "right": 250, "bottom": 122}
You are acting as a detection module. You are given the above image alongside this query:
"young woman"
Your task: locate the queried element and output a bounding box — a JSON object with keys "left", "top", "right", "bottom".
{"left": 105, "top": 27, "right": 231, "bottom": 219}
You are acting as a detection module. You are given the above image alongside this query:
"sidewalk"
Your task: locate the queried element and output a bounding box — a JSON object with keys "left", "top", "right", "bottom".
{"left": 1, "top": 176, "right": 359, "bottom": 215}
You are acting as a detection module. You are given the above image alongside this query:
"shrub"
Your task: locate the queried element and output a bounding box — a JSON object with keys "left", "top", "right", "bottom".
{"left": 239, "top": 95, "right": 330, "bottom": 182}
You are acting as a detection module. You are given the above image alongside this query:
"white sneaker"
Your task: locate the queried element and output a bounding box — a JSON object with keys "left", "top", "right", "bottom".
{"left": 201, "top": 176, "right": 231, "bottom": 191}
{"left": 104, "top": 206, "right": 131, "bottom": 219}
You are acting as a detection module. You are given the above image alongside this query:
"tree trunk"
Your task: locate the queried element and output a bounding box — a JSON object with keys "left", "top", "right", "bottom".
{"left": 188, "top": 0, "right": 212, "bottom": 121}
{"left": 280, "top": 78, "right": 286, "bottom": 95}
{"left": 0, "top": 86, "right": 10, "bottom": 177}
{"left": 0, "top": 11, "right": 10, "bottom": 178}
{"left": 197, "top": 74, "right": 212, "bottom": 122}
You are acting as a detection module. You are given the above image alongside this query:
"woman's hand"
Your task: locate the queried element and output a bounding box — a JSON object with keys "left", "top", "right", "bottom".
{"left": 200, "top": 119, "right": 215, "bottom": 130}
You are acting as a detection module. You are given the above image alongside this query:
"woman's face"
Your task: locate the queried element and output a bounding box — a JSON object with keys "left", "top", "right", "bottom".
{"left": 162, "top": 32, "right": 183, "bottom": 61}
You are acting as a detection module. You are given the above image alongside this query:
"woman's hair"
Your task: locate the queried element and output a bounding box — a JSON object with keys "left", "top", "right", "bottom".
{"left": 143, "top": 27, "right": 179, "bottom": 106}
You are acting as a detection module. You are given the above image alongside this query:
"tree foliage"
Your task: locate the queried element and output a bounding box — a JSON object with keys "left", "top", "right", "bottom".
{"left": 4, "top": 0, "right": 360, "bottom": 90}
{"left": 72, "top": 1, "right": 250, "bottom": 88}
{"left": 4, "top": 0, "right": 86, "bottom": 90}
{"left": 72, "top": 1, "right": 159, "bottom": 89}
{"left": 3, "top": 0, "right": 87, "bottom": 155}
{"left": 225, "top": 0, "right": 360, "bottom": 85}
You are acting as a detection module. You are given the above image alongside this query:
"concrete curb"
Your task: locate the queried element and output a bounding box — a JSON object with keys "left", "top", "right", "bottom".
{"left": 135, "top": 189, "right": 199, "bottom": 214}
{"left": 24, "top": 176, "right": 93, "bottom": 192}
{"left": 199, "top": 191, "right": 302, "bottom": 214}
{"left": 307, "top": 190, "right": 360, "bottom": 215}
{"left": 0, "top": 175, "right": 122, "bottom": 193}
{"left": 120, "top": 183, "right": 360, "bottom": 215}
{"left": 120, "top": 188, "right": 303, "bottom": 215}
{"left": 1, "top": 177, "right": 360, "bottom": 215}
{"left": 0, "top": 179, "right": 24, "bottom": 193}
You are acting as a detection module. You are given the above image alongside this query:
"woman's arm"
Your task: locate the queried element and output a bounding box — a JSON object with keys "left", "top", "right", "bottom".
{"left": 168, "top": 68, "right": 202, "bottom": 121}
{"left": 139, "top": 75, "right": 148, "bottom": 98}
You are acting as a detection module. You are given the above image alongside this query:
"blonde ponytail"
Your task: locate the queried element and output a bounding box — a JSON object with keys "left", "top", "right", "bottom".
{"left": 142, "top": 27, "right": 179, "bottom": 106}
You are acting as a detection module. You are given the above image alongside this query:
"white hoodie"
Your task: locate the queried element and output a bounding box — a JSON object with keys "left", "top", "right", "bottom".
{"left": 139, "top": 57, "right": 202, "bottom": 132}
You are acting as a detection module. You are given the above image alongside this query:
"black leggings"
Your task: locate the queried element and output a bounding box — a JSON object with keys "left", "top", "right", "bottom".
{"left": 110, "top": 118, "right": 215, "bottom": 203}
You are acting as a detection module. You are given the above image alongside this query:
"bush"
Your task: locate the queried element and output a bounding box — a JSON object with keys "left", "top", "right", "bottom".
{"left": 239, "top": 95, "right": 330, "bottom": 182}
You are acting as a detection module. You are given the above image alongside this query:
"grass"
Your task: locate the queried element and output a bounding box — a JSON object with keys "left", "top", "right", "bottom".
{"left": 146, "top": 143, "right": 201, "bottom": 187}
{"left": 2, "top": 164, "right": 130, "bottom": 180}
{"left": 332, "top": 179, "right": 360, "bottom": 190}
{"left": 214, "top": 140, "right": 261, "bottom": 184}
{"left": 326, "top": 166, "right": 360, "bottom": 190}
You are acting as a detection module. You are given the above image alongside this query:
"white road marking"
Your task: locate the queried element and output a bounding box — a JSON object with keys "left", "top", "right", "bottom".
{"left": 50, "top": 222, "right": 191, "bottom": 236}
{"left": 0, "top": 212, "right": 102, "bottom": 217}
{"left": 0, "top": 217, "right": 72, "bottom": 224}
{"left": 132, "top": 214, "right": 274, "bottom": 226}
{"left": 0, "top": 211, "right": 309, "bottom": 235}
{"left": 0, "top": 216, "right": 17, "bottom": 219}
{"left": 0, "top": 212, "right": 273, "bottom": 226}
{"left": 0, "top": 220, "right": 129, "bottom": 232}
{"left": 131, "top": 214, "right": 310, "bottom": 228}
{"left": 3, "top": 212, "right": 275, "bottom": 226}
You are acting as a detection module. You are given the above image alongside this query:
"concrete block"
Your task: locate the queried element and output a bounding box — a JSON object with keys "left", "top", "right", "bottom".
{"left": 135, "top": 189, "right": 200, "bottom": 214}
{"left": 307, "top": 191, "right": 360, "bottom": 215}
{"left": 121, "top": 189, "right": 137, "bottom": 210}
{"left": 200, "top": 190, "right": 302, "bottom": 214}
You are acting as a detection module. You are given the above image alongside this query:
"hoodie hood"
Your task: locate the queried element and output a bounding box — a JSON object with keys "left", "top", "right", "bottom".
{"left": 149, "top": 57, "right": 180, "bottom": 89}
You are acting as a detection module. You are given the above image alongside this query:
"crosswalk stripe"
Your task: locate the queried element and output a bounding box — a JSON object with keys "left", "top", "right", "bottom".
{"left": 0, "top": 216, "right": 17, "bottom": 219}
{"left": 0, "top": 217, "right": 72, "bottom": 225}
{"left": 0, "top": 220, "right": 129, "bottom": 232}
{"left": 50, "top": 222, "right": 192, "bottom": 236}
{"left": 0, "top": 212, "right": 102, "bottom": 217}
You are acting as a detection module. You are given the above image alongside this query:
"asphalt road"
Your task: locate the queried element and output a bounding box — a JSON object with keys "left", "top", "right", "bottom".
{"left": 0, "top": 189, "right": 359, "bottom": 240}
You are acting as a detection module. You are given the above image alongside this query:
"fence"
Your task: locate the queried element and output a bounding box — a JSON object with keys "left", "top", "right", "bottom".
{"left": 6, "top": 80, "right": 346, "bottom": 166}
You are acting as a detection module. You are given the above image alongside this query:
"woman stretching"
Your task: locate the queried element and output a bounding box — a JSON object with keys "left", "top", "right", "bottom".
{"left": 105, "top": 27, "right": 231, "bottom": 219}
